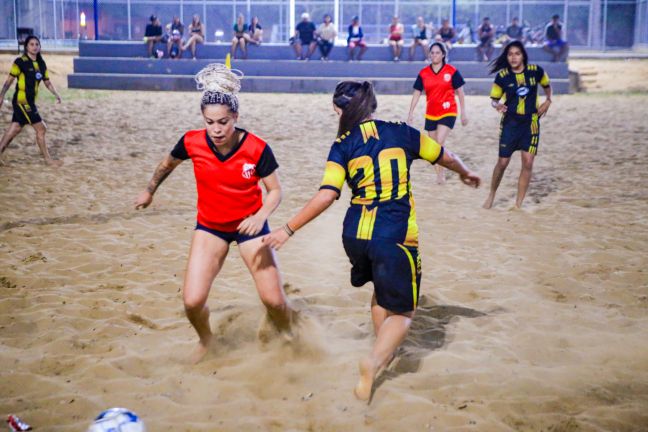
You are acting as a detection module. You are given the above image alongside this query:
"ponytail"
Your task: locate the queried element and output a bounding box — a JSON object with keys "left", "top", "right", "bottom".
{"left": 333, "top": 80, "right": 377, "bottom": 137}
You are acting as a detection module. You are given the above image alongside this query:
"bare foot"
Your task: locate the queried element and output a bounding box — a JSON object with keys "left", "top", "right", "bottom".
{"left": 483, "top": 195, "right": 495, "bottom": 209}
{"left": 45, "top": 158, "right": 63, "bottom": 167}
{"left": 188, "top": 335, "right": 212, "bottom": 364}
{"left": 354, "top": 357, "right": 376, "bottom": 401}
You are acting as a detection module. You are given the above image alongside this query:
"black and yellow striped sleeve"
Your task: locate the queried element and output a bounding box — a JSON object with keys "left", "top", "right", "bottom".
{"left": 419, "top": 134, "right": 444, "bottom": 164}
{"left": 319, "top": 143, "right": 346, "bottom": 195}
{"left": 43, "top": 68, "right": 50, "bottom": 81}
{"left": 538, "top": 66, "right": 550, "bottom": 88}
{"left": 9, "top": 62, "right": 20, "bottom": 78}
{"left": 490, "top": 71, "right": 504, "bottom": 100}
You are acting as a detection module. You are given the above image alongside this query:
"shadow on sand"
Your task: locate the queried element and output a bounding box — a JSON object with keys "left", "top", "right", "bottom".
{"left": 371, "top": 295, "right": 487, "bottom": 402}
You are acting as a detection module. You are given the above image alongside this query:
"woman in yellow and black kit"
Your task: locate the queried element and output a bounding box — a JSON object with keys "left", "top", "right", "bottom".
{"left": 0, "top": 35, "right": 62, "bottom": 166}
{"left": 483, "top": 40, "right": 552, "bottom": 209}
{"left": 263, "top": 81, "right": 480, "bottom": 401}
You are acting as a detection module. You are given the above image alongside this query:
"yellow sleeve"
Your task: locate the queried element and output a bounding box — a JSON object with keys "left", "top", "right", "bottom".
{"left": 319, "top": 161, "right": 346, "bottom": 194}
{"left": 10, "top": 63, "right": 20, "bottom": 77}
{"left": 43, "top": 69, "right": 50, "bottom": 80}
{"left": 490, "top": 83, "right": 503, "bottom": 100}
{"left": 540, "top": 72, "right": 550, "bottom": 87}
{"left": 419, "top": 134, "right": 444, "bottom": 164}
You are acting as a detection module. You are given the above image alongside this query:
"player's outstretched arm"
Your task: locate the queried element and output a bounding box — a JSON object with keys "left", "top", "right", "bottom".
{"left": 438, "top": 149, "right": 481, "bottom": 188}
{"left": 263, "top": 188, "right": 338, "bottom": 250}
{"left": 134, "top": 155, "right": 183, "bottom": 209}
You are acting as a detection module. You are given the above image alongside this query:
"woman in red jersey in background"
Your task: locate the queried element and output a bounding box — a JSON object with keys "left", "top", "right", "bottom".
{"left": 407, "top": 42, "right": 468, "bottom": 184}
{"left": 135, "top": 64, "right": 295, "bottom": 363}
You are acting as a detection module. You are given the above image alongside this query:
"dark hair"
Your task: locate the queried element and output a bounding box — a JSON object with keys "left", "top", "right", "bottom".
{"left": 200, "top": 91, "right": 239, "bottom": 113}
{"left": 429, "top": 42, "right": 447, "bottom": 65}
{"left": 333, "top": 81, "right": 377, "bottom": 137}
{"left": 552, "top": 14, "right": 560, "bottom": 20}
{"left": 489, "top": 40, "right": 527, "bottom": 74}
{"left": 23, "top": 35, "right": 47, "bottom": 73}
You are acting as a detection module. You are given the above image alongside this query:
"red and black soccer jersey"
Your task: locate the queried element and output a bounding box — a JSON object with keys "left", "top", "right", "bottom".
{"left": 413, "top": 63, "right": 465, "bottom": 121}
{"left": 171, "top": 128, "right": 278, "bottom": 231}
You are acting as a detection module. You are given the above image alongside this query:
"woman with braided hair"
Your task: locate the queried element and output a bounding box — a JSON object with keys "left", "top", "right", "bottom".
{"left": 135, "top": 64, "right": 295, "bottom": 364}
{"left": 264, "top": 81, "right": 480, "bottom": 400}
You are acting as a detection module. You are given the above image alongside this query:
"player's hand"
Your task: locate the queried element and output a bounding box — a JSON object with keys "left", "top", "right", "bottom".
{"left": 406, "top": 114, "right": 414, "bottom": 124}
{"left": 461, "top": 114, "right": 469, "bottom": 126}
{"left": 134, "top": 190, "right": 153, "bottom": 209}
{"left": 262, "top": 228, "right": 290, "bottom": 250}
{"left": 238, "top": 214, "right": 266, "bottom": 236}
{"left": 460, "top": 171, "right": 481, "bottom": 188}
{"left": 495, "top": 103, "right": 507, "bottom": 113}
{"left": 537, "top": 100, "right": 551, "bottom": 118}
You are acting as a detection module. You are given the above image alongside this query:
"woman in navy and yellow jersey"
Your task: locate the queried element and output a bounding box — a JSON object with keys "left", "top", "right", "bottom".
{"left": 0, "top": 36, "right": 62, "bottom": 166}
{"left": 483, "top": 41, "right": 552, "bottom": 209}
{"left": 134, "top": 64, "right": 295, "bottom": 364}
{"left": 264, "top": 81, "right": 480, "bottom": 401}
{"left": 407, "top": 42, "right": 468, "bottom": 184}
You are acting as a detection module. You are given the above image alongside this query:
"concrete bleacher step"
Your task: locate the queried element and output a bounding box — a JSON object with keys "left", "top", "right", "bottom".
{"left": 67, "top": 72, "right": 570, "bottom": 94}
{"left": 72, "top": 57, "right": 570, "bottom": 80}
{"left": 78, "top": 40, "right": 558, "bottom": 62}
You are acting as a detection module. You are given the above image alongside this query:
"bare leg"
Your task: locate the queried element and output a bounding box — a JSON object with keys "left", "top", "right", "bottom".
{"left": 0, "top": 122, "right": 23, "bottom": 158}
{"left": 306, "top": 42, "right": 317, "bottom": 59}
{"left": 483, "top": 156, "right": 511, "bottom": 209}
{"left": 294, "top": 42, "right": 302, "bottom": 59}
{"left": 231, "top": 38, "right": 238, "bottom": 58}
{"left": 183, "top": 230, "right": 230, "bottom": 364}
{"left": 358, "top": 45, "right": 368, "bottom": 61}
{"left": 515, "top": 151, "right": 535, "bottom": 208}
{"left": 431, "top": 125, "right": 452, "bottom": 184}
{"left": 355, "top": 309, "right": 413, "bottom": 401}
{"left": 239, "top": 39, "right": 248, "bottom": 59}
{"left": 238, "top": 237, "right": 293, "bottom": 336}
{"left": 32, "top": 122, "right": 61, "bottom": 166}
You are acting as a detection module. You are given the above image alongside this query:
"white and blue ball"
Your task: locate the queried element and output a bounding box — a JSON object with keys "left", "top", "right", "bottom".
{"left": 87, "top": 408, "right": 146, "bottom": 432}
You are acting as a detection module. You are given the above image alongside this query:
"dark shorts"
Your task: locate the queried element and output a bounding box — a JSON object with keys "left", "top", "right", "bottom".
{"left": 12, "top": 103, "right": 42, "bottom": 126}
{"left": 499, "top": 114, "right": 540, "bottom": 158}
{"left": 425, "top": 115, "right": 456, "bottom": 131}
{"left": 546, "top": 39, "right": 567, "bottom": 48}
{"left": 196, "top": 221, "right": 270, "bottom": 244}
{"left": 342, "top": 237, "right": 422, "bottom": 313}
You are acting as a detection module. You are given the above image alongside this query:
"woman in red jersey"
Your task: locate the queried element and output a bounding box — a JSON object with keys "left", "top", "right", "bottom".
{"left": 407, "top": 42, "right": 468, "bottom": 184}
{"left": 135, "top": 64, "right": 294, "bottom": 363}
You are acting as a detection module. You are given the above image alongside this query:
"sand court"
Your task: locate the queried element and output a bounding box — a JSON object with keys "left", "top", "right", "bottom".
{"left": 1, "top": 55, "right": 648, "bottom": 430}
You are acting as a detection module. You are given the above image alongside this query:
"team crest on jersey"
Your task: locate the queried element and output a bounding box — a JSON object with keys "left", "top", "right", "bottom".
{"left": 516, "top": 86, "right": 530, "bottom": 97}
{"left": 35, "top": 72, "right": 43, "bottom": 80}
{"left": 242, "top": 162, "right": 256, "bottom": 179}
{"left": 442, "top": 101, "right": 451, "bottom": 110}
{"left": 443, "top": 73, "right": 451, "bottom": 82}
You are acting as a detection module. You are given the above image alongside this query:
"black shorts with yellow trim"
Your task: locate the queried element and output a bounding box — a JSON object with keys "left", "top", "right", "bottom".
{"left": 342, "top": 236, "right": 422, "bottom": 313}
{"left": 498, "top": 114, "right": 540, "bottom": 158}
{"left": 12, "top": 103, "right": 42, "bottom": 126}
{"left": 424, "top": 115, "right": 456, "bottom": 131}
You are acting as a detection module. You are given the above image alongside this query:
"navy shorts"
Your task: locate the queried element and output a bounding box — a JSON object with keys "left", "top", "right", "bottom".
{"left": 499, "top": 114, "right": 540, "bottom": 158}
{"left": 196, "top": 221, "right": 270, "bottom": 244}
{"left": 12, "top": 103, "right": 42, "bottom": 126}
{"left": 342, "top": 237, "right": 422, "bottom": 313}
{"left": 425, "top": 115, "right": 456, "bottom": 132}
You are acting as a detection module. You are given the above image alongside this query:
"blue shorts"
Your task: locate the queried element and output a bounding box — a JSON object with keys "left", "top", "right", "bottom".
{"left": 196, "top": 221, "right": 270, "bottom": 244}
{"left": 342, "top": 237, "right": 422, "bottom": 313}
{"left": 499, "top": 114, "right": 540, "bottom": 158}
{"left": 425, "top": 115, "right": 456, "bottom": 132}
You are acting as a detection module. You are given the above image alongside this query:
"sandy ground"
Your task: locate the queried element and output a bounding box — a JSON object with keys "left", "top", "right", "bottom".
{"left": 0, "top": 55, "right": 647, "bottom": 431}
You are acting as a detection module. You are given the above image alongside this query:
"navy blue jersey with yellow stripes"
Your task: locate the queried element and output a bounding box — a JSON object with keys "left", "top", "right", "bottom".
{"left": 10, "top": 55, "right": 50, "bottom": 108}
{"left": 320, "top": 120, "right": 444, "bottom": 247}
{"left": 490, "top": 64, "right": 550, "bottom": 118}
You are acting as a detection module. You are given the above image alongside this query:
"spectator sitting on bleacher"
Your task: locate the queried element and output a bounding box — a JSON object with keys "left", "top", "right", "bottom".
{"left": 167, "top": 16, "right": 184, "bottom": 59}
{"left": 503, "top": 17, "right": 523, "bottom": 43}
{"left": 231, "top": 14, "right": 250, "bottom": 59}
{"left": 316, "top": 14, "right": 337, "bottom": 61}
{"left": 249, "top": 16, "right": 263, "bottom": 45}
{"left": 409, "top": 17, "right": 429, "bottom": 61}
{"left": 476, "top": 17, "right": 494, "bottom": 61}
{"left": 347, "top": 16, "right": 368, "bottom": 61}
{"left": 144, "top": 15, "right": 163, "bottom": 58}
{"left": 435, "top": 18, "right": 456, "bottom": 54}
{"left": 183, "top": 15, "right": 205, "bottom": 60}
{"left": 543, "top": 14, "right": 569, "bottom": 62}
{"left": 293, "top": 13, "right": 317, "bottom": 60}
{"left": 388, "top": 16, "right": 404, "bottom": 62}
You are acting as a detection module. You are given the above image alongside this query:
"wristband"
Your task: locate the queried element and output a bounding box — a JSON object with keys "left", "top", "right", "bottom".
{"left": 283, "top": 224, "right": 295, "bottom": 237}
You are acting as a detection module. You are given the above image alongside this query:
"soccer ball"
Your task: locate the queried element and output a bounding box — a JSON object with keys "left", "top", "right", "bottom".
{"left": 87, "top": 408, "right": 146, "bottom": 432}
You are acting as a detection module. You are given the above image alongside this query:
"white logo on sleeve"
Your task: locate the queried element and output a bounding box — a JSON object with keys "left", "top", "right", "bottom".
{"left": 242, "top": 163, "right": 256, "bottom": 179}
